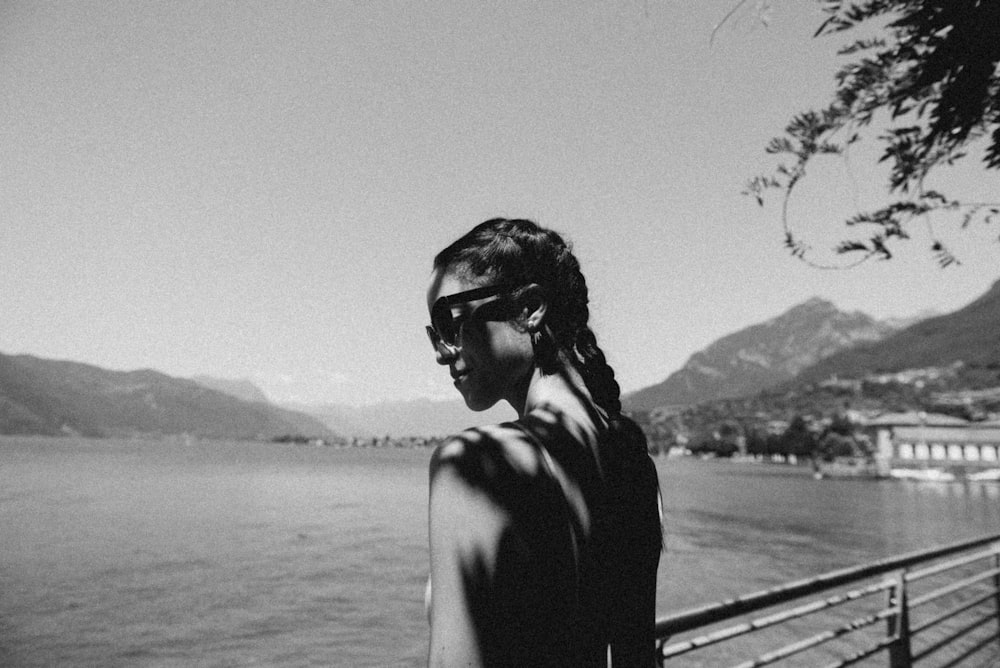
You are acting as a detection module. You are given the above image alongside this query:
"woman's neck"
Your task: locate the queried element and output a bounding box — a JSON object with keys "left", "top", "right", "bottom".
{"left": 512, "top": 364, "right": 601, "bottom": 427}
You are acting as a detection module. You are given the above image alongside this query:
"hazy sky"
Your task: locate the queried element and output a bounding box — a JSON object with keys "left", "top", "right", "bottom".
{"left": 3, "top": 1, "right": 998, "bottom": 407}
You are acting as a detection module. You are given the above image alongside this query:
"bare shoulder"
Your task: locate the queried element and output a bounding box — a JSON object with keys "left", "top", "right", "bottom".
{"left": 428, "top": 423, "right": 545, "bottom": 584}
{"left": 430, "top": 423, "right": 543, "bottom": 484}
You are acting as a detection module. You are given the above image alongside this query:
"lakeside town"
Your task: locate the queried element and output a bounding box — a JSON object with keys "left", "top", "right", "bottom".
{"left": 273, "top": 362, "right": 1000, "bottom": 484}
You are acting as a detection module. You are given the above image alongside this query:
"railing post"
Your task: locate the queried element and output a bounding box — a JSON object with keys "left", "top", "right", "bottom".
{"left": 655, "top": 636, "right": 669, "bottom": 667}
{"left": 993, "top": 541, "right": 1000, "bottom": 656}
{"left": 885, "top": 570, "right": 912, "bottom": 668}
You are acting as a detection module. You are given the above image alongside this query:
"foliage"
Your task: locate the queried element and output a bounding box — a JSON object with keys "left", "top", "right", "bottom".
{"left": 816, "top": 431, "right": 857, "bottom": 461}
{"left": 743, "top": 0, "right": 1000, "bottom": 267}
{"left": 778, "top": 415, "right": 818, "bottom": 456}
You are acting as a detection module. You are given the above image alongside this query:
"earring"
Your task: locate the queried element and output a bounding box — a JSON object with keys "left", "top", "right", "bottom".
{"left": 530, "top": 328, "right": 559, "bottom": 373}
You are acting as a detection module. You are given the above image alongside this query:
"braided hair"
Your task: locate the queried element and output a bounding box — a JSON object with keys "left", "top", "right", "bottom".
{"left": 433, "top": 218, "right": 624, "bottom": 418}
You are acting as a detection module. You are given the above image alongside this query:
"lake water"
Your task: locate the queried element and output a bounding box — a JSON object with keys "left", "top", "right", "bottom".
{"left": 2, "top": 436, "right": 998, "bottom": 667}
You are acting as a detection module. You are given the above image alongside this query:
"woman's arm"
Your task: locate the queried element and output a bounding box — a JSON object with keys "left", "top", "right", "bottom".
{"left": 427, "top": 438, "right": 515, "bottom": 667}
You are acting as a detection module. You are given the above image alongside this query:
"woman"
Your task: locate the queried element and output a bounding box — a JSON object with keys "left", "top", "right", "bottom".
{"left": 425, "top": 218, "right": 662, "bottom": 667}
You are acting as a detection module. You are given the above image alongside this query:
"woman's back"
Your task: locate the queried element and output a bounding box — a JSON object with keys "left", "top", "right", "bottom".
{"left": 428, "top": 404, "right": 660, "bottom": 667}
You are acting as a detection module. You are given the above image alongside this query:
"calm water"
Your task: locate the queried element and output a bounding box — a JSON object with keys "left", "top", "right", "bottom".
{"left": 1, "top": 437, "right": 998, "bottom": 667}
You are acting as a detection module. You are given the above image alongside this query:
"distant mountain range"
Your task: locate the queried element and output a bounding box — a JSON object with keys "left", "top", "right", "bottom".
{"left": 0, "top": 350, "right": 512, "bottom": 439}
{"left": 0, "top": 355, "right": 334, "bottom": 440}
{"left": 624, "top": 298, "right": 916, "bottom": 412}
{"left": 625, "top": 278, "right": 1000, "bottom": 413}
{"left": 3, "top": 279, "right": 996, "bottom": 439}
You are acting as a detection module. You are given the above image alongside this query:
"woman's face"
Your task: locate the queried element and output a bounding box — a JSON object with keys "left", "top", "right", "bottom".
{"left": 426, "top": 267, "right": 534, "bottom": 412}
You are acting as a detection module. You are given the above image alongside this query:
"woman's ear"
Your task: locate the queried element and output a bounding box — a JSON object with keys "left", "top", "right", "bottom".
{"left": 519, "top": 284, "right": 548, "bottom": 332}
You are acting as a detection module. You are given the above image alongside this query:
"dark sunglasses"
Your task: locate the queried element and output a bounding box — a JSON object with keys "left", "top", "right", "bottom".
{"left": 426, "top": 284, "right": 521, "bottom": 350}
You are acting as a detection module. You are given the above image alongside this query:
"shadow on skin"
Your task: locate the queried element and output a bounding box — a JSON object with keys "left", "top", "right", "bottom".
{"left": 432, "top": 424, "right": 581, "bottom": 666}
{"left": 430, "top": 390, "right": 661, "bottom": 666}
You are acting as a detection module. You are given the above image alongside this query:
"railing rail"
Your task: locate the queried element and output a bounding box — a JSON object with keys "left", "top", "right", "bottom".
{"left": 655, "top": 533, "right": 1000, "bottom": 667}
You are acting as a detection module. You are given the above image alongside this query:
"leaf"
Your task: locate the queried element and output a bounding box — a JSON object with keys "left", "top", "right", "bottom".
{"left": 960, "top": 207, "right": 978, "bottom": 229}
{"left": 919, "top": 190, "right": 948, "bottom": 204}
{"left": 870, "top": 235, "right": 892, "bottom": 260}
{"left": 986, "top": 127, "right": 1000, "bottom": 169}
{"left": 835, "top": 240, "right": 870, "bottom": 254}
{"left": 931, "top": 241, "right": 960, "bottom": 268}
{"left": 837, "top": 37, "right": 886, "bottom": 55}
{"left": 765, "top": 137, "right": 795, "bottom": 154}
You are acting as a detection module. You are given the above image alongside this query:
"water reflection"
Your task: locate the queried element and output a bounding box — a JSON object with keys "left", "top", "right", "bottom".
{"left": 901, "top": 478, "right": 1000, "bottom": 501}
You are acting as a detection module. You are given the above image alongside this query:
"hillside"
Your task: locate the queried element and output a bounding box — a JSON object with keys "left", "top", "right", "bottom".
{"left": 792, "top": 278, "right": 1000, "bottom": 384}
{"left": 191, "top": 375, "right": 271, "bottom": 404}
{"left": 0, "top": 353, "right": 335, "bottom": 440}
{"left": 633, "top": 279, "right": 1000, "bottom": 448}
{"left": 625, "top": 297, "right": 906, "bottom": 412}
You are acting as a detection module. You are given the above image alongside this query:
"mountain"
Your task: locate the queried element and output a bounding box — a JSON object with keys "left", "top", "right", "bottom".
{"left": 792, "top": 278, "right": 1000, "bottom": 384}
{"left": 289, "top": 397, "right": 516, "bottom": 438}
{"left": 0, "top": 353, "right": 336, "bottom": 440}
{"left": 624, "top": 297, "right": 908, "bottom": 412}
{"left": 191, "top": 375, "right": 271, "bottom": 404}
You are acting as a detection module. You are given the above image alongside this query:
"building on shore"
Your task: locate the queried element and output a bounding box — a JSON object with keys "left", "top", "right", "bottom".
{"left": 866, "top": 412, "right": 1000, "bottom": 479}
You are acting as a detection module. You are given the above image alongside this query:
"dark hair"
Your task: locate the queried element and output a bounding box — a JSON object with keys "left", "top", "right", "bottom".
{"left": 434, "top": 217, "right": 625, "bottom": 418}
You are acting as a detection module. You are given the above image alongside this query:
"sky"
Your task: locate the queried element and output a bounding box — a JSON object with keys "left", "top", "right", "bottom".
{"left": 2, "top": 1, "right": 998, "bottom": 408}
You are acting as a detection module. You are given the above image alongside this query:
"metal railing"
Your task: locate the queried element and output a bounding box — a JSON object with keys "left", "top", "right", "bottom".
{"left": 655, "top": 533, "right": 1000, "bottom": 667}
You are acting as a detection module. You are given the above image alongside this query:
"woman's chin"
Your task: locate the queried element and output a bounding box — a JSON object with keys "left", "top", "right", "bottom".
{"left": 460, "top": 390, "right": 498, "bottom": 412}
